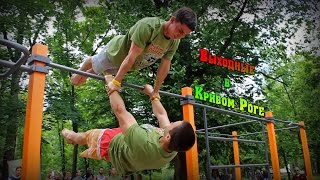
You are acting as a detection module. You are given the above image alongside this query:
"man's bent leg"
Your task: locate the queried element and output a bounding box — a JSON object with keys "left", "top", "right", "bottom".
{"left": 80, "top": 129, "right": 106, "bottom": 160}
{"left": 71, "top": 45, "right": 119, "bottom": 86}
{"left": 70, "top": 57, "right": 94, "bottom": 86}
{"left": 61, "top": 128, "right": 87, "bottom": 145}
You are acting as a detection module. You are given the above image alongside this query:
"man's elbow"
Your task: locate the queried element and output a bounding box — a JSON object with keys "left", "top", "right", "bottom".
{"left": 156, "top": 111, "right": 168, "bottom": 118}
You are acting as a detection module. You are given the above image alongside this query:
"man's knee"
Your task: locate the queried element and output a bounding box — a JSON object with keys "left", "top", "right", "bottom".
{"left": 85, "top": 57, "right": 92, "bottom": 63}
{"left": 78, "top": 57, "right": 93, "bottom": 71}
{"left": 83, "top": 57, "right": 93, "bottom": 67}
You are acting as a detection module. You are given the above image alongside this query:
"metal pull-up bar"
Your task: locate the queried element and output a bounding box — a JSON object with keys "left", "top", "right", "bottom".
{"left": 197, "top": 119, "right": 258, "bottom": 132}
{"left": 208, "top": 136, "right": 265, "bottom": 144}
{"left": 0, "top": 38, "right": 30, "bottom": 78}
{"left": 0, "top": 54, "right": 187, "bottom": 100}
{"left": 239, "top": 126, "right": 299, "bottom": 136}
{"left": 0, "top": 57, "right": 187, "bottom": 102}
{"left": 49, "top": 62, "right": 187, "bottom": 99}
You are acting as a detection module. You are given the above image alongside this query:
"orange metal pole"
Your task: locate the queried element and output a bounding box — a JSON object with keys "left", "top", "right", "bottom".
{"left": 232, "top": 131, "right": 241, "bottom": 180}
{"left": 181, "top": 87, "right": 199, "bottom": 180}
{"left": 299, "top": 121, "right": 313, "bottom": 180}
{"left": 22, "top": 44, "right": 48, "bottom": 180}
{"left": 265, "top": 111, "right": 281, "bottom": 180}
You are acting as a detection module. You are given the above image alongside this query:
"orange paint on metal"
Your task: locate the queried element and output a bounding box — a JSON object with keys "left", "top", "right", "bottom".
{"left": 299, "top": 121, "right": 313, "bottom": 180}
{"left": 232, "top": 131, "right": 241, "bottom": 180}
{"left": 265, "top": 111, "right": 281, "bottom": 180}
{"left": 22, "top": 44, "right": 48, "bottom": 180}
{"left": 181, "top": 87, "right": 199, "bottom": 180}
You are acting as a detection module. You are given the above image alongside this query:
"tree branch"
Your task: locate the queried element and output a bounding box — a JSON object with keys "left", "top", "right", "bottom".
{"left": 91, "top": 19, "right": 115, "bottom": 56}
{"left": 30, "top": 16, "right": 48, "bottom": 48}
{"left": 282, "top": 84, "right": 297, "bottom": 118}
{"left": 196, "top": 0, "right": 215, "bottom": 18}
{"left": 79, "top": 26, "right": 93, "bottom": 48}
{"left": 218, "top": 0, "right": 248, "bottom": 55}
{"left": 243, "top": 8, "right": 266, "bottom": 13}
{"left": 260, "top": 72, "right": 288, "bottom": 86}
{"left": 260, "top": 71, "right": 297, "bottom": 117}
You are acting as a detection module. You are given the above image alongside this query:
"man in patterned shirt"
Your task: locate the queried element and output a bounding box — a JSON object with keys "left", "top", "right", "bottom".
{"left": 62, "top": 75, "right": 196, "bottom": 175}
{"left": 71, "top": 7, "right": 197, "bottom": 98}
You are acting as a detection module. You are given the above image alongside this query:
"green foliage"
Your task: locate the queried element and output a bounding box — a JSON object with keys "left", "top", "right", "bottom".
{"left": 264, "top": 53, "right": 320, "bottom": 171}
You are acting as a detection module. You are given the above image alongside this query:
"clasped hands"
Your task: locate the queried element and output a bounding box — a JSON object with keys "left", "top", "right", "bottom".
{"left": 104, "top": 75, "right": 160, "bottom": 98}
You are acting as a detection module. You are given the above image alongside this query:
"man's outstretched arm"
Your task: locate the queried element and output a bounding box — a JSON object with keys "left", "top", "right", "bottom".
{"left": 142, "top": 85, "right": 170, "bottom": 129}
{"left": 105, "top": 75, "right": 137, "bottom": 134}
{"left": 152, "top": 58, "right": 171, "bottom": 97}
{"left": 107, "top": 42, "right": 143, "bottom": 95}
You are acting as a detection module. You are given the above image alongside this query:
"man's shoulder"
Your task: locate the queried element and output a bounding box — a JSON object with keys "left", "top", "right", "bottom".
{"left": 140, "top": 124, "right": 164, "bottom": 135}
{"left": 139, "top": 17, "right": 163, "bottom": 23}
{"left": 140, "top": 124, "right": 158, "bottom": 132}
{"left": 135, "top": 17, "right": 164, "bottom": 28}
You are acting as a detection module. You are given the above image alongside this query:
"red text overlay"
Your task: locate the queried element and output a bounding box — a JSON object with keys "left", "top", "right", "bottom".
{"left": 199, "top": 48, "right": 255, "bottom": 75}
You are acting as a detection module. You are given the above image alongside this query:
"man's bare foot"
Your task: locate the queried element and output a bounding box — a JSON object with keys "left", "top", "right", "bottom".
{"left": 70, "top": 74, "right": 88, "bottom": 86}
{"left": 61, "top": 128, "right": 75, "bottom": 144}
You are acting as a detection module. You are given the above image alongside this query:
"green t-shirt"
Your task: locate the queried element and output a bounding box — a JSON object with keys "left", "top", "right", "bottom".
{"left": 106, "top": 17, "right": 180, "bottom": 70}
{"left": 108, "top": 123, "right": 177, "bottom": 175}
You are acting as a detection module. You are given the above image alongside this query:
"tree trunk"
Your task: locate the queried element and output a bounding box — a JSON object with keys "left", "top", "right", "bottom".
{"left": 2, "top": 70, "right": 22, "bottom": 179}
{"left": 72, "top": 122, "right": 79, "bottom": 177}
{"left": 59, "top": 121, "right": 66, "bottom": 177}
{"left": 0, "top": 75, "right": 9, "bottom": 173}
{"left": 70, "top": 81, "right": 79, "bottom": 177}
{"left": 1, "top": 28, "right": 24, "bottom": 178}
{"left": 280, "top": 147, "right": 291, "bottom": 180}
{"left": 84, "top": 158, "right": 88, "bottom": 176}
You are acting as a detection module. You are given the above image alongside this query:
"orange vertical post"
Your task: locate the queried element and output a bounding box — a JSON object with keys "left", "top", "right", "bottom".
{"left": 181, "top": 87, "right": 199, "bottom": 180}
{"left": 22, "top": 44, "right": 48, "bottom": 180}
{"left": 299, "top": 121, "right": 313, "bottom": 180}
{"left": 265, "top": 111, "right": 281, "bottom": 180}
{"left": 232, "top": 131, "right": 241, "bottom": 180}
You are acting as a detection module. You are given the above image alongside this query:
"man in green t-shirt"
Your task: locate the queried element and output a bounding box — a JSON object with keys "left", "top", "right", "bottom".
{"left": 71, "top": 7, "right": 197, "bottom": 98}
{"left": 62, "top": 75, "right": 196, "bottom": 175}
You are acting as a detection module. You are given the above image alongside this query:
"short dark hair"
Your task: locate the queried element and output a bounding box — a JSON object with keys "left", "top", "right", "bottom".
{"left": 168, "top": 120, "right": 196, "bottom": 152}
{"left": 172, "top": 7, "right": 197, "bottom": 31}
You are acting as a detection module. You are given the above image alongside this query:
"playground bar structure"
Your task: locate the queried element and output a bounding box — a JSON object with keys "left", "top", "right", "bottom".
{"left": 238, "top": 126, "right": 300, "bottom": 136}
{"left": 0, "top": 39, "right": 313, "bottom": 180}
